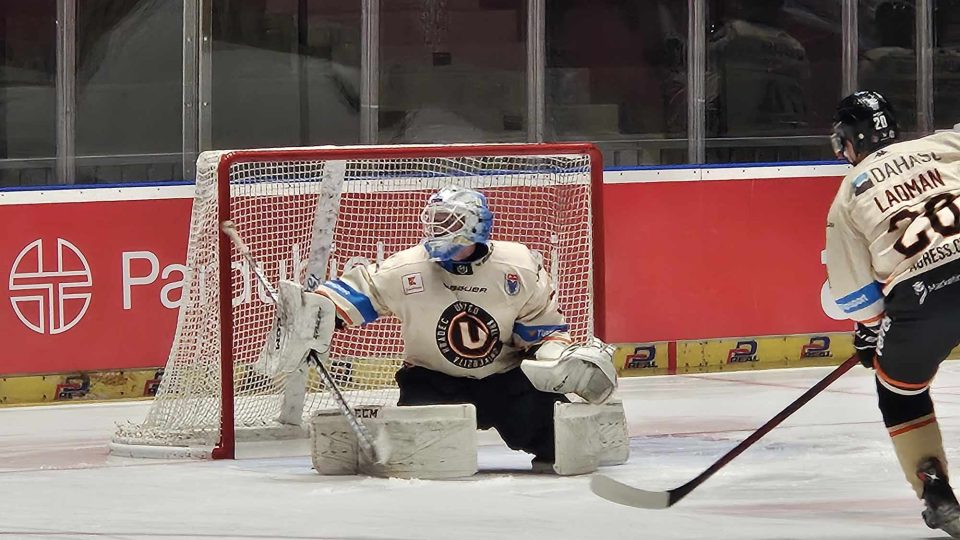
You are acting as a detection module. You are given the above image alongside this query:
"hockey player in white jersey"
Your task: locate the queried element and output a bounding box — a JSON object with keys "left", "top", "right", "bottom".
{"left": 826, "top": 90, "right": 960, "bottom": 537}
{"left": 312, "top": 185, "right": 618, "bottom": 470}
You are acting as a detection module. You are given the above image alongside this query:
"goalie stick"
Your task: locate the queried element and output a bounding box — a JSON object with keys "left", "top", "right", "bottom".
{"left": 590, "top": 354, "right": 859, "bottom": 509}
{"left": 220, "top": 220, "right": 389, "bottom": 464}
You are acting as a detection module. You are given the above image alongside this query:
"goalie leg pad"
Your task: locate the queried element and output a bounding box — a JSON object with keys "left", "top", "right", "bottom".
{"left": 360, "top": 404, "right": 478, "bottom": 480}
{"left": 552, "top": 400, "right": 630, "bottom": 475}
{"left": 257, "top": 280, "right": 336, "bottom": 377}
{"left": 596, "top": 399, "right": 630, "bottom": 466}
{"left": 310, "top": 409, "right": 359, "bottom": 475}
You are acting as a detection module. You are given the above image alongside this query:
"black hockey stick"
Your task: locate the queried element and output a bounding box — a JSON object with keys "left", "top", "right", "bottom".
{"left": 590, "top": 354, "right": 859, "bottom": 509}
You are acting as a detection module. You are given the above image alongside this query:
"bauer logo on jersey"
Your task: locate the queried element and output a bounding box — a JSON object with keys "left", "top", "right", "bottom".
{"left": 800, "top": 336, "right": 832, "bottom": 358}
{"left": 402, "top": 273, "right": 424, "bottom": 295}
{"left": 435, "top": 301, "right": 502, "bottom": 369}
{"left": 504, "top": 273, "right": 520, "bottom": 296}
{"left": 726, "top": 340, "right": 758, "bottom": 363}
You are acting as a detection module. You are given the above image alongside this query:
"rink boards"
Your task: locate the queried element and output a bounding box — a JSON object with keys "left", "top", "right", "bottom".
{"left": 4, "top": 162, "right": 957, "bottom": 404}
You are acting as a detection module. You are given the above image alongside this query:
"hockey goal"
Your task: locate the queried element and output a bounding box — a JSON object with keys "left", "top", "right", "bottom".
{"left": 111, "top": 143, "right": 605, "bottom": 459}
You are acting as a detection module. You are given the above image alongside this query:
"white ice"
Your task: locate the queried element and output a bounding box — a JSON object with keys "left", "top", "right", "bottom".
{"left": 4, "top": 363, "right": 960, "bottom": 540}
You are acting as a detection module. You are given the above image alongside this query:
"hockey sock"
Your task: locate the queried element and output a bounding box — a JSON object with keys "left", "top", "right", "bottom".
{"left": 877, "top": 377, "right": 947, "bottom": 498}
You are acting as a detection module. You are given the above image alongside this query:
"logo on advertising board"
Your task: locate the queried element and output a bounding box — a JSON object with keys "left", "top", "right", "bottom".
{"left": 144, "top": 369, "right": 164, "bottom": 396}
{"left": 9, "top": 238, "right": 93, "bottom": 335}
{"left": 800, "top": 336, "right": 832, "bottom": 358}
{"left": 56, "top": 373, "right": 91, "bottom": 400}
{"left": 727, "top": 340, "right": 758, "bottom": 363}
{"left": 624, "top": 345, "right": 657, "bottom": 369}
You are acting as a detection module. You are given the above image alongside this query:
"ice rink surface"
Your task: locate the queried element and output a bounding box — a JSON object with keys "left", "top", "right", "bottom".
{"left": 7, "top": 363, "right": 960, "bottom": 540}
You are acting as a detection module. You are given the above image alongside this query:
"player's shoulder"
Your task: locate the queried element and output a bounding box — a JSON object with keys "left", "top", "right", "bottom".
{"left": 837, "top": 161, "right": 871, "bottom": 200}
{"left": 486, "top": 241, "right": 543, "bottom": 274}
{"left": 870, "top": 132, "right": 960, "bottom": 159}
{"left": 375, "top": 245, "right": 431, "bottom": 274}
{"left": 920, "top": 130, "right": 960, "bottom": 152}
{"left": 855, "top": 133, "right": 959, "bottom": 175}
{"left": 837, "top": 133, "right": 959, "bottom": 203}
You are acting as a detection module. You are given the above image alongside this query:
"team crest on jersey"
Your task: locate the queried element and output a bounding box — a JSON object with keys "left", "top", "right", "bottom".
{"left": 504, "top": 273, "right": 520, "bottom": 296}
{"left": 402, "top": 273, "right": 424, "bottom": 295}
{"left": 435, "top": 301, "right": 502, "bottom": 369}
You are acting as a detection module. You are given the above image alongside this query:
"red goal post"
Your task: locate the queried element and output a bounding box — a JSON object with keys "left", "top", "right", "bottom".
{"left": 111, "top": 143, "right": 606, "bottom": 459}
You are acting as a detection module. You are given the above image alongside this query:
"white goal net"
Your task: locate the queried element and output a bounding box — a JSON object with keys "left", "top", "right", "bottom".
{"left": 112, "top": 144, "right": 602, "bottom": 458}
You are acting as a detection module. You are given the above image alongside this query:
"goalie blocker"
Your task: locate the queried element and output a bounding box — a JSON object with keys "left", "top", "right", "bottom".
{"left": 257, "top": 280, "right": 336, "bottom": 378}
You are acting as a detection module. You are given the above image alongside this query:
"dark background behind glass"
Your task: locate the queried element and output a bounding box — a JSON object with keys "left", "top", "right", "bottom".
{"left": 77, "top": 0, "right": 183, "bottom": 183}
{"left": 859, "top": 0, "right": 917, "bottom": 132}
{"left": 3, "top": 0, "right": 960, "bottom": 187}
{"left": 935, "top": 0, "right": 960, "bottom": 129}
{"left": 212, "top": 0, "right": 361, "bottom": 149}
{"left": 1, "top": 2, "right": 57, "bottom": 185}
{"left": 705, "top": 0, "right": 841, "bottom": 163}
{"left": 379, "top": 0, "right": 525, "bottom": 143}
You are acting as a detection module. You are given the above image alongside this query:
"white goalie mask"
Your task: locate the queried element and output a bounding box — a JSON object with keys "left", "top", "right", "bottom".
{"left": 420, "top": 186, "right": 493, "bottom": 261}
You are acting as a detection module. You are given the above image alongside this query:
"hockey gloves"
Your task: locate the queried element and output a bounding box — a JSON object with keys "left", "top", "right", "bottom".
{"left": 854, "top": 322, "right": 880, "bottom": 369}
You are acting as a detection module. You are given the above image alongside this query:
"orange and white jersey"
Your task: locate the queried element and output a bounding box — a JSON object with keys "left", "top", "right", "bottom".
{"left": 316, "top": 240, "right": 572, "bottom": 379}
{"left": 825, "top": 130, "right": 960, "bottom": 322}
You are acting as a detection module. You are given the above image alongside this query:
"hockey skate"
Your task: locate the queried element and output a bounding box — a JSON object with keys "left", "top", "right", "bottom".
{"left": 918, "top": 458, "right": 960, "bottom": 538}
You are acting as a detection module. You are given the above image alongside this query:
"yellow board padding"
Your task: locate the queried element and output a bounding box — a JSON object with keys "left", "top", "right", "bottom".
{"left": 616, "top": 333, "right": 960, "bottom": 378}
{"left": 4, "top": 335, "right": 959, "bottom": 406}
{"left": 615, "top": 333, "right": 856, "bottom": 377}
{"left": 676, "top": 333, "right": 855, "bottom": 374}
{"left": 0, "top": 369, "right": 164, "bottom": 406}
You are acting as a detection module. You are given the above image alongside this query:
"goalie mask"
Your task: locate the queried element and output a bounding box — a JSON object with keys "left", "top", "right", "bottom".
{"left": 420, "top": 185, "right": 493, "bottom": 261}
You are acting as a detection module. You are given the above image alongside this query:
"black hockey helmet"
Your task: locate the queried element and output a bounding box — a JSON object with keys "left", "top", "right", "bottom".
{"left": 831, "top": 90, "right": 899, "bottom": 162}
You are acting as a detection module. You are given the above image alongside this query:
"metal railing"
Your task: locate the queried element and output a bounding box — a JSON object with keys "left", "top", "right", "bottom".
{"left": 0, "top": 153, "right": 184, "bottom": 187}
{"left": 597, "top": 135, "right": 834, "bottom": 167}
{"left": 0, "top": 137, "right": 836, "bottom": 189}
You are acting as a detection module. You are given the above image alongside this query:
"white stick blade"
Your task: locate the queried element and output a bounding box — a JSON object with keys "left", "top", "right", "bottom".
{"left": 589, "top": 474, "right": 671, "bottom": 510}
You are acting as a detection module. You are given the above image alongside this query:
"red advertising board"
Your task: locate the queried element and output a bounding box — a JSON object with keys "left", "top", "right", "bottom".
{"left": 1, "top": 164, "right": 855, "bottom": 376}
{"left": 602, "top": 171, "right": 852, "bottom": 343}
{"left": 1, "top": 191, "right": 192, "bottom": 374}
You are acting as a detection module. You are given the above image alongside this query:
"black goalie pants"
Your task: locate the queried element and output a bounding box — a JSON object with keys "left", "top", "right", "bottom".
{"left": 394, "top": 365, "right": 569, "bottom": 462}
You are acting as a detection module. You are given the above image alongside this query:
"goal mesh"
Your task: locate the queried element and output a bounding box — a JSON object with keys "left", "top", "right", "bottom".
{"left": 113, "top": 144, "right": 600, "bottom": 455}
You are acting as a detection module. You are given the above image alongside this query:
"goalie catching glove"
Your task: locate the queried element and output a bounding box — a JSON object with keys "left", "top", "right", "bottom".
{"left": 521, "top": 337, "right": 618, "bottom": 404}
{"left": 257, "top": 280, "right": 336, "bottom": 377}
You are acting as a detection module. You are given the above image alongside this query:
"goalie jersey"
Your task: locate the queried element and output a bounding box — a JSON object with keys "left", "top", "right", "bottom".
{"left": 825, "top": 130, "right": 960, "bottom": 322}
{"left": 316, "top": 240, "right": 573, "bottom": 379}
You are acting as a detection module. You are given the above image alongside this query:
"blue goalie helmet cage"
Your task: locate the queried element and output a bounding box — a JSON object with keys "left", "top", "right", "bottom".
{"left": 420, "top": 185, "right": 494, "bottom": 261}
